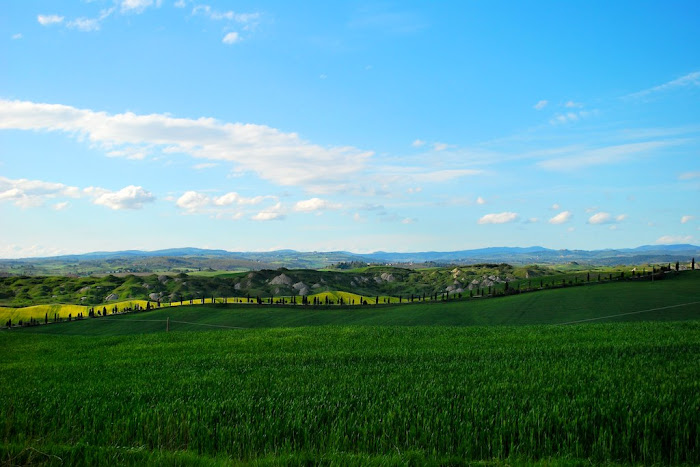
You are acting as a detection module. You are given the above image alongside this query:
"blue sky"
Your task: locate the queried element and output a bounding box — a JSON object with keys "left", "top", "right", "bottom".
{"left": 1, "top": 0, "right": 699, "bottom": 258}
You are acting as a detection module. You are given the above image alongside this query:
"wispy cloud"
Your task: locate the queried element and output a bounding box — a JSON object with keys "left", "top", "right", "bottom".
{"left": 628, "top": 71, "right": 700, "bottom": 99}
{"left": 655, "top": 235, "right": 694, "bottom": 245}
{"left": 533, "top": 100, "right": 548, "bottom": 110}
{"left": 681, "top": 215, "right": 695, "bottom": 224}
{"left": 121, "top": 0, "right": 161, "bottom": 14}
{"left": 548, "top": 211, "right": 572, "bottom": 224}
{"left": 588, "top": 212, "right": 626, "bottom": 225}
{"left": 37, "top": 14, "right": 64, "bottom": 25}
{"left": 222, "top": 32, "right": 240, "bottom": 44}
{"left": 11, "top": 33, "right": 23, "bottom": 40}
{"left": 679, "top": 171, "right": 700, "bottom": 180}
{"left": 0, "top": 176, "right": 80, "bottom": 208}
{"left": 411, "top": 139, "right": 425, "bottom": 147}
{"left": 538, "top": 141, "right": 676, "bottom": 171}
{"left": 478, "top": 212, "right": 518, "bottom": 225}
{"left": 0, "top": 99, "right": 373, "bottom": 194}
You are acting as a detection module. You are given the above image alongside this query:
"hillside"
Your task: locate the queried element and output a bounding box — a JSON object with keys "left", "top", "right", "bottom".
{"left": 15, "top": 271, "right": 700, "bottom": 335}
{"left": 1, "top": 263, "right": 557, "bottom": 308}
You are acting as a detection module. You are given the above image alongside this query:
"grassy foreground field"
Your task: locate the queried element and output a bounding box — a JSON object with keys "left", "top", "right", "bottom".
{"left": 1, "top": 322, "right": 699, "bottom": 465}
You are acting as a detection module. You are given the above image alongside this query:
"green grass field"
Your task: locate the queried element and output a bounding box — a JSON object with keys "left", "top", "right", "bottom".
{"left": 2, "top": 272, "right": 699, "bottom": 465}
{"left": 1, "top": 323, "right": 699, "bottom": 465}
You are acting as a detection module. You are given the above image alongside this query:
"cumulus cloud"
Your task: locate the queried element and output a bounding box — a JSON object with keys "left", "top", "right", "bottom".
{"left": 655, "top": 235, "right": 694, "bottom": 245}
{"left": 0, "top": 99, "right": 373, "bottom": 194}
{"left": 294, "top": 198, "right": 341, "bottom": 213}
{"left": 548, "top": 211, "right": 572, "bottom": 224}
{"left": 477, "top": 212, "right": 518, "bottom": 225}
{"left": 176, "top": 190, "right": 272, "bottom": 214}
{"left": 411, "top": 139, "right": 425, "bottom": 147}
{"left": 0, "top": 176, "right": 80, "bottom": 208}
{"left": 37, "top": 14, "right": 64, "bottom": 25}
{"left": 252, "top": 203, "right": 284, "bottom": 221}
{"left": 222, "top": 32, "right": 240, "bottom": 44}
{"left": 681, "top": 215, "right": 695, "bottom": 224}
{"left": 86, "top": 185, "right": 155, "bottom": 210}
{"left": 533, "top": 100, "right": 548, "bottom": 110}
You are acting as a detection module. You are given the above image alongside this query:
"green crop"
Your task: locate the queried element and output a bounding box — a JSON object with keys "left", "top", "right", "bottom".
{"left": 1, "top": 322, "right": 698, "bottom": 465}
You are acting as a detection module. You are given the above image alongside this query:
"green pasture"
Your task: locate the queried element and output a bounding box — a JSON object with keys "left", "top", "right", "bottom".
{"left": 1, "top": 322, "right": 698, "bottom": 465}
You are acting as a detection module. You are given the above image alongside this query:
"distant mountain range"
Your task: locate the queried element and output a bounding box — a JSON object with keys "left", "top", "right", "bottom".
{"left": 1, "top": 245, "right": 698, "bottom": 275}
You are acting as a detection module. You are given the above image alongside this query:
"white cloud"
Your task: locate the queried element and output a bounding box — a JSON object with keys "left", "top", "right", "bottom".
{"left": 11, "top": 33, "right": 22, "bottom": 40}
{"left": 433, "top": 142, "right": 448, "bottom": 151}
{"left": 533, "top": 100, "right": 548, "bottom": 110}
{"left": 549, "top": 110, "right": 595, "bottom": 126}
{"left": 222, "top": 32, "right": 240, "bottom": 44}
{"left": 67, "top": 17, "right": 101, "bottom": 31}
{"left": 681, "top": 215, "right": 695, "bottom": 224}
{"left": 551, "top": 203, "right": 560, "bottom": 210}
{"left": 192, "top": 163, "right": 218, "bottom": 170}
{"left": 538, "top": 141, "right": 675, "bottom": 171}
{"left": 0, "top": 99, "right": 373, "bottom": 194}
{"left": 615, "top": 214, "right": 628, "bottom": 222}
{"left": 193, "top": 5, "right": 259, "bottom": 23}
{"left": 549, "top": 211, "right": 572, "bottom": 224}
{"left": 0, "top": 176, "right": 80, "bottom": 208}
{"left": 407, "top": 187, "right": 422, "bottom": 194}
{"left": 526, "top": 217, "right": 539, "bottom": 223}
{"left": 476, "top": 196, "right": 486, "bottom": 205}
{"left": 252, "top": 203, "right": 284, "bottom": 221}
{"left": 121, "top": 0, "right": 160, "bottom": 14}
{"left": 174, "top": 0, "right": 187, "bottom": 7}
{"left": 175, "top": 190, "right": 210, "bottom": 213}
{"left": 176, "top": 190, "right": 271, "bottom": 214}
{"left": 401, "top": 217, "right": 416, "bottom": 224}
{"left": 87, "top": 185, "right": 155, "bottom": 210}
{"left": 37, "top": 14, "right": 64, "bottom": 25}
{"left": 588, "top": 212, "right": 611, "bottom": 224}
{"left": 478, "top": 212, "right": 518, "bottom": 225}
{"left": 412, "top": 139, "right": 425, "bottom": 147}
{"left": 565, "top": 100, "right": 582, "bottom": 108}
{"left": 294, "top": 198, "right": 341, "bottom": 213}
{"left": 655, "top": 235, "right": 694, "bottom": 245}
{"left": 54, "top": 202, "right": 69, "bottom": 211}
{"left": 0, "top": 244, "right": 68, "bottom": 259}
{"left": 629, "top": 71, "right": 700, "bottom": 99}
{"left": 679, "top": 171, "right": 700, "bottom": 180}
